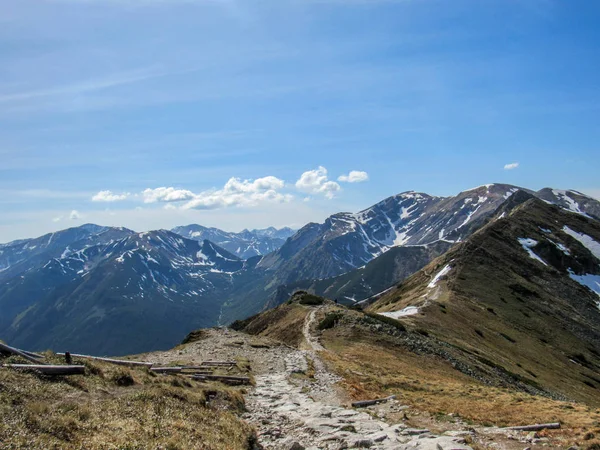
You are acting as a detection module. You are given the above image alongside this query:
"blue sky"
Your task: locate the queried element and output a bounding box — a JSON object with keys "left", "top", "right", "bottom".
{"left": 1, "top": 0, "right": 599, "bottom": 242}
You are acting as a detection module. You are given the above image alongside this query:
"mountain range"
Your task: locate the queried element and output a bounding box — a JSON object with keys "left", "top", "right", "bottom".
{"left": 0, "top": 184, "right": 599, "bottom": 355}
{"left": 171, "top": 225, "right": 295, "bottom": 259}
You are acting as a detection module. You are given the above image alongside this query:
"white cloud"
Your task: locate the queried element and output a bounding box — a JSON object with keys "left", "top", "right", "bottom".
{"left": 142, "top": 187, "right": 196, "bottom": 203}
{"left": 182, "top": 176, "right": 292, "bottom": 210}
{"left": 69, "top": 210, "right": 81, "bottom": 220}
{"left": 338, "top": 170, "right": 369, "bottom": 183}
{"left": 295, "top": 166, "right": 341, "bottom": 199}
{"left": 504, "top": 162, "right": 519, "bottom": 170}
{"left": 223, "top": 176, "right": 284, "bottom": 193}
{"left": 92, "top": 190, "right": 130, "bottom": 202}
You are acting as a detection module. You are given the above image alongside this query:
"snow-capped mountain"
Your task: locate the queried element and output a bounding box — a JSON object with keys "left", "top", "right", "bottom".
{"left": 0, "top": 224, "right": 134, "bottom": 282}
{"left": 171, "top": 225, "right": 295, "bottom": 259}
{"left": 0, "top": 230, "right": 247, "bottom": 355}
{"left": 256, "top": 184, "right": 600, "bottom": 288}
{"left": 536, "top": 188, "right": 600, "bottom": 219}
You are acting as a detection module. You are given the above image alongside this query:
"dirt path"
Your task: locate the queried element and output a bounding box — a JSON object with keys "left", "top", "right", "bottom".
{"left": 244, "top": 307, "right": 474, "bottom": 449}
{"left": 303, "top": 307, "right": 325, "bottom": 351}
{"left": 138, "top": 313, "right": 493, "bottom": 449}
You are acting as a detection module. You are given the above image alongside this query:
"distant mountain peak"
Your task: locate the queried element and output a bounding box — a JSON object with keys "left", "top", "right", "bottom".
{"left": 171, "top": 224, "right": 296, "bottom": 259}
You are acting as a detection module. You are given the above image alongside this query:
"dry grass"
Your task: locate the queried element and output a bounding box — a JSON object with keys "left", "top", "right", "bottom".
{"left": 321, "top": 335, "right": 600, "bottom": 445}
{"left": 0, "top": 353, "right": 255, "bottom": 449}
{"left": 235, "top": 302, "right": 309, "bottom": 347}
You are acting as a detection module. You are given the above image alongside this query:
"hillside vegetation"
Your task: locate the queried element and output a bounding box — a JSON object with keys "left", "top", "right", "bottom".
{"left": 0, "top": 351, "right": 255, "bottom": 449}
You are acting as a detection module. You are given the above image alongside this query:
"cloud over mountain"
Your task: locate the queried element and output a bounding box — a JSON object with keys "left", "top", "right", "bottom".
{"left": 295, "top": 166, "right": 341, "bottom": 199}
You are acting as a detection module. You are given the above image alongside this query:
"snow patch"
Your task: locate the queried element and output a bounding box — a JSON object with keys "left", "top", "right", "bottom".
{"left": 503, "top": 188, "right": 518, "bottom": 199}
{"left": 517, "top": 238, "right": 547, "bottom": 266}
{"left": 553, "top": 190, "right": 591, "bottom": 217}
{"left": 568, "top": 270, "right": 600, "bottom": 306}
{"left": 379, "top": 306, "right": 420, "bottom": 319}
{"left": 548, "top": 239, "right": 571, "bottom": 256}
{"left": 464, "top": 184, "right": 493, "bottom": 193}
{"left": 562, "top": 226, "right": 600, "bottom": 260}
{"left": 427, "top": 264, "right": 452, "bottom": 288}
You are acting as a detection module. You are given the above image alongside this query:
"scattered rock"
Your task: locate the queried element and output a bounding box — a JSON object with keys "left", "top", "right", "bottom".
{"left": 526, "top": 431, "right": 539, "bottom": 441}
{"left": 404, "top": 428, "right": 431, "bottom": 435}
{"left": 351, "top": 438, "right": 373, "bottom": 448}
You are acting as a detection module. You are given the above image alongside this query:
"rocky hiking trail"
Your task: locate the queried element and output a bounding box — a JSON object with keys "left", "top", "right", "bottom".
{"left": 244, "top": 306, "right": 472, "bottom": 450}
{"left": 142, "top": 307, "right": 534, "bottom": 449}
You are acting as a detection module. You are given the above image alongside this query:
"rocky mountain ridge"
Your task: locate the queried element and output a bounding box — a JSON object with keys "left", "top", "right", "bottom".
{"left": 1, "top": 184, "right": 599, "bottom": 355}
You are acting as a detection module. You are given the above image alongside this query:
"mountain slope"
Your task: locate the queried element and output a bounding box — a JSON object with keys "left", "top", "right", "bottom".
{"left": 271, "top": 240, "right": 453, "bottom": 306}
{"left": 368, "top": 197, "right": 600, "bottom": 404}
{"left": 0, "top": 231, "right": 245, "bottom": 355}
{"left": 171, "top": 225, "right": 295, "bottom": 259}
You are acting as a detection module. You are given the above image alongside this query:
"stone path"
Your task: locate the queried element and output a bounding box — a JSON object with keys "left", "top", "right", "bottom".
{"left": 244, "top": 307, "right": 474, "bottom": 450}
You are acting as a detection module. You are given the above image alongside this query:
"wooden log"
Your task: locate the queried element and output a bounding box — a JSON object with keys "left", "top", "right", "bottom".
{"left": 3, "top": 364, "right": 85, "bottom": 375}
{"left": 150, "top": 367, "right": 183, "bottom": 373}
{"left": 201, "top": 361, "right": 237, "bottom": 366}
{"left": 191, "top": 374, "right": 251, "bottom": 384}
{"left": 22, "top": 350, "right": 44, "bottom": 359}
{"left": 504, "top": 423, "right": 561, "bottom": 432}
{"left": 0, "top": 342, "right": 47, "bottom": 365}
{"left": 57, "top": 353, "right": 154, "bottom": 368}
{"left": 352, "top": 395, "right": 396, "bottom": 408}
{"left": 180, "top": 366, "right": 214, "bottom": 370}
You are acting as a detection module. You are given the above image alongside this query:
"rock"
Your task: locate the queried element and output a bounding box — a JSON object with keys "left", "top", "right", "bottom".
{"left": 443, "top": 430, "right": 473, "bottom": 437}
{"left": 369, "top": 433, "right": 388, "bottom": 442}
{"left": 526, "top": 431, "right": 539, "bottom": 441}
{"left": 403, "top": 428, "right": 431, "bottom": 435}
{"left": 351, "top": 438, "right": 373, "bottom": 448}
{"left": 289, "top": 443, "right": 305, "bottom": 450}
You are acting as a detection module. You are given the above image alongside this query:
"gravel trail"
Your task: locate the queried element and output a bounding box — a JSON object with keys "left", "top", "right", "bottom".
{"left": 244, "top": 307, "right": 474, "bottom": 450}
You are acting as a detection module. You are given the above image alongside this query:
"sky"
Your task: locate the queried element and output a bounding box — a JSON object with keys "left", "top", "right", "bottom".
{"left": 1, "top": 0, "right": 599, "bottom": 242}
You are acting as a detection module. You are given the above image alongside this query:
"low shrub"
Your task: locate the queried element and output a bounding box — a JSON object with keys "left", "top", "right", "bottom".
{"left": 318, "top": 313, "right": 343, "bottom": 330}
{"left": 111, "top": 371, "right": 135, "bottom": 387}
{"left": 298, "top": 294, "right": 325, "bottom": 306}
